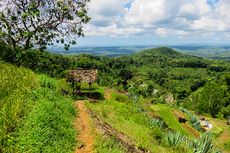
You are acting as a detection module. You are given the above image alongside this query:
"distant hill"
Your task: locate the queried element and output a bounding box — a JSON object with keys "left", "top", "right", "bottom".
{"left": 48, "top": 45, "right": 230, "bottom": 60}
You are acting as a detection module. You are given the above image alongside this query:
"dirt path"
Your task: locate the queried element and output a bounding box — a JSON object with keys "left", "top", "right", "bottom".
{"left": 74, "top": 101, "right": 95, "bottom": 153}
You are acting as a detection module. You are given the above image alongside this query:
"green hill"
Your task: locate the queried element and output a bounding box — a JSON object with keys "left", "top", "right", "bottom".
{"left": 0, "top": 44, "right": 230, "bottom": 153}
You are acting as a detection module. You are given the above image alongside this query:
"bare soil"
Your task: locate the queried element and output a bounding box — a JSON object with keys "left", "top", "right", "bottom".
{"left": 74, "top": 101, "right": 95, "bottom": 153}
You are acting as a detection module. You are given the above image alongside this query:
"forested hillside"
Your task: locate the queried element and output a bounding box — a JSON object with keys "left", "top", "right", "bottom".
{"left": 1, "top": 43, "right": 230, "bottom": 119}
{"left": 1, "top": 43, "right": 230, "bottom": 152}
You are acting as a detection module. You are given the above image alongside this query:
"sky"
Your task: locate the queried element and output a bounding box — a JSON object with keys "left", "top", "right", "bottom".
{"left": 77, "top": 0, "right": 230, "bottom": 47}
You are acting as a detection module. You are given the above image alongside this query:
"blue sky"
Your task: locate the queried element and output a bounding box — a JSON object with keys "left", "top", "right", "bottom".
{"left": 77, "top": 0, "right": 230, "bottom": 47}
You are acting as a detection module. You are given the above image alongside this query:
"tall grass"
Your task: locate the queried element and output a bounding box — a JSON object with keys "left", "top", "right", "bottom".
{"left": 0, "top": 62, "right": 36, "bottom": 152}
{"left": 16, "top": 88, "right": 76, "bottom": 152}
{"left": 0, "top": 63, "right": 76, "bottom": 152}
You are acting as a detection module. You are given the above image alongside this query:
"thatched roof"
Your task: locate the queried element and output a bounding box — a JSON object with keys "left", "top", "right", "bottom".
{"left": 66, "top": 69, "right": 98, "bottom": 84}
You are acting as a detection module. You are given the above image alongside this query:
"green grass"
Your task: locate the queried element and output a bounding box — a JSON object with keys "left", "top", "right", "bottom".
{"left": 94, "top": 135, "right": 125, "bottom": 153}
{"left": 0, "top": 62, "right": 76, "bottom": 153}
{"left": 0, "top": 62, "right": 36, "bottom": 152}
{"left": 16, "top": 87, "right": 76, "bottom": 153}
{"left": 111, "top": 92, "right": 131, "bottom": 103}
{"left": 86, "top": 93, "right": 173, "bottom": 153}
{"left": 151, "top": 104, "right": 191, "bottom": 136}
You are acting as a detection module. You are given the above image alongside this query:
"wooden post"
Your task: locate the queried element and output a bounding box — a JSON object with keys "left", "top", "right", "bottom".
{"left": 72, "top": 81, "right": 75, "bottom": 95}
{"left": 89, "top": 83, "right": 92, "bottom": 95}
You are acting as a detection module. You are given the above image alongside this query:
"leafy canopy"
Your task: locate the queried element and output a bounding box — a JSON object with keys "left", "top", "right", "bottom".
{"left": 0, "top": 0, "right": 90, "bottom": 50}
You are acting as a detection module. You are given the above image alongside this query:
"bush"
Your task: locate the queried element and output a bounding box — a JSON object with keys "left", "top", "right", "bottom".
{"left": 221, "top": 105, "right": 230, "bottom": 119}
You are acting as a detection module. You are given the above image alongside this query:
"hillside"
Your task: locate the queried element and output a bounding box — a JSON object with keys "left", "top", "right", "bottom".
{"left": 0, "top": 45, "right": 230, "bottom": 153}
{"left": 0, "top": 62, "right": 76, "bottom": 152}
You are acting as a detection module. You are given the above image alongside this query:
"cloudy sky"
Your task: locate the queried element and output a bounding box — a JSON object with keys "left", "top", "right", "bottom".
{"left": 77, "top": 0, "right": 230, "bottom": 46}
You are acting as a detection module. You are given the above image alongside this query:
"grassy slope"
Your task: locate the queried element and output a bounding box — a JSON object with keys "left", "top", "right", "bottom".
{"left": 87, "top": 90, "right": 177, "bottom": 153}
{"left": 0, "top": 62, "right": 76, "bottom": 153}
{"left": 88, "top": 89, "right": 230, "bottom": 153}
{"left": 151, "top": 104, "right": 191, "bottom": 136}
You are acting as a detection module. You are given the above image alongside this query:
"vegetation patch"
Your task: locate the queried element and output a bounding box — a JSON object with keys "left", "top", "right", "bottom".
{"left": 0, "top": 63, "right": 76, "bottom": 153}
{"left": 151, "top": 104, "right": 191, "bottom": 136}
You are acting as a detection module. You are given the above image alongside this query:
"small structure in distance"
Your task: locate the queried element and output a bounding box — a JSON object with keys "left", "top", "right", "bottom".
{"left": 66, "top": 69, "right": 98, "bottom": 94}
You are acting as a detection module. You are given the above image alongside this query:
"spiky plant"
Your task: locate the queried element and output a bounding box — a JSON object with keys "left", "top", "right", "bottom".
{"left": 163, "top": 131, "right": 186, "bottom": 148}
{"left": 149, "top": 118, "right": 165, "bottom": 129}
{"left": 187, "top": 133, "right": 214, "bottom": 153}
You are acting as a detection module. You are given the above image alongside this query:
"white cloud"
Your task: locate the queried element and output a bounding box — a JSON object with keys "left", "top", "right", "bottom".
{"left": 155, "top": 28, "right": 168, "bottom": 37}
{"left": 84, "top": 0, "right": 230, "bottom": 39}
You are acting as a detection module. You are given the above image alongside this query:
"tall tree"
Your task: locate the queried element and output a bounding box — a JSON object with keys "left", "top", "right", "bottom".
{"left": 0, "top": 0, "right": 90, "bottom": 50}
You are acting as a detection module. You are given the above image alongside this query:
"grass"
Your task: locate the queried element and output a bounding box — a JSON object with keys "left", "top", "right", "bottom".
{"left": 87, "top": 92, "right": 174, "bottom": 153}
{"left": 151, "top": 104, "right": 191, "bottom": 136}
{"left": 0, "top": 62, "right": 36, "bottom": 152}
{"left": 94, "top": 135, "right": 125, "bottom": 153}
{"left": 16, "top": 87, "right": 76, "bottom": 153}
{"left": 111, "top": 92, "right": 131, "bottom": 103}
{"left": 0, "top": 63, "right": 76, "bottom": 153}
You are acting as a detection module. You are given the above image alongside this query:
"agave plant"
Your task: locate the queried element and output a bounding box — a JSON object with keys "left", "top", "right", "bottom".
{"left": 149, "top": 118, "right": 165, "bottom": 129}
{"left": 163, "top": 131, "right": 186, "bottom": 148}
{"left": 187, "top": 133, "right": 214, "bottom": 153}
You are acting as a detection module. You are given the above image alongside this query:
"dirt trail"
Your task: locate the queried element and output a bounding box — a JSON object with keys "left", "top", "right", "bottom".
{"left": 74, "top": 101, "right": 95, "bottom": 153}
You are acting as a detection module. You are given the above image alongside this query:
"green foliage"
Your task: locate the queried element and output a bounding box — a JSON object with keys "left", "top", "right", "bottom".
{"left": 0, "top": 62, "right": 36, "bottom": 152}
{"left": 2, "top": 44, "right": 230, "bottom": 119}
{"left": 0, "top": 62, "right": 76, "bottom": 153}
{"left": 94, "top": 136, "right": 125, "bottom": 153}
{"left": 180, "top": 108, "right": 203, "bottom": 131}
{"left": 189, "top": 81, "right": 229, "bottom": 117}
{"left": 187, "top": 133, "right": 214, "bottom": 153}
{"left": 39, "top": 75, "right": 57, "bottom": 90}
{"left": 221, "top": 105, "right": 230, "bottom": 118}
{"left": 0, "top": 0, "right": 90, "bottom": 50}
{"left": 151, "top": 104, "right": 190, "bottom": 136}
{"left": 111, "top": 93, "right": 130, "bottom": 103}
{"left": 0, "top": 43, "right": 104, "bottom": 78}
{"left": 163, "top": 131, "right": 186, "bottom": 148}
{"left": 16, "top": 87, "right": 75, "bottom": 153}
{"left": 87, "top": 95, "right": 170, "bottom": 152}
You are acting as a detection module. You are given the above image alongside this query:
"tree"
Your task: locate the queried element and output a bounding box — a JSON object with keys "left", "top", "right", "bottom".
{"left": 0, "top": 0, "right": 90, "bottom": 50}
